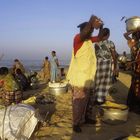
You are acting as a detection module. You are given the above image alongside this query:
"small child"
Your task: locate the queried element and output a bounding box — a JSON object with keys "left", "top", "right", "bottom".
{"left": 0, "top": 67, "right": 22, "bottom": 106}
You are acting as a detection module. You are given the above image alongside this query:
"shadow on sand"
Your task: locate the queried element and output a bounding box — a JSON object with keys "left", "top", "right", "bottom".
{"left": 71, "top": 78, "right": 140, "bottom": 140}
{"left": 32, "top": 74, "right": 140, "bottom": 140}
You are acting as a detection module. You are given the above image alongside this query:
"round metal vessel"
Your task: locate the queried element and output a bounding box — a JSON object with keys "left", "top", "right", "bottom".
{"left": 118, "top": 55, "right": 127, "bottom": 63}
{"left": 49, "top": 82, "right": 68, "bottom": 95}
{"left": 101, "top": 106, "right": 128, "bottom": 125}
{"left": 125, "top": 16, "right": 140, "bottom": 31}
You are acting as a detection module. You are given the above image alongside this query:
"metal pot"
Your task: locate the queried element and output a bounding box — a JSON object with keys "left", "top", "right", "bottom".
{"left": 49, "top": 82, "right": 68, "bottom": 95}
{"left": 118, "top": 55, "right": 127, "bottom": 63}
{"left": 101, "top": 106, "right": 128, "bottom": 125}
{"left": 125, "top": 16, "right": 140, "bottom": 32}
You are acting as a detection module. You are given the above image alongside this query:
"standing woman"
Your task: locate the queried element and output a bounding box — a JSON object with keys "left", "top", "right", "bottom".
{"left": 50, "top": 51, "right": 59, "bottom": 82}
{"left": 42, "top": 56, "right": 50, "bottom": 83}
{"left": 124, "top": 30, "right": 140, "bottom": 113}
{"left": 67, "top": 15, "right": 103, "bottom": 133}
{"left": 94, "top": 28, "right": 117, "bottom": 104}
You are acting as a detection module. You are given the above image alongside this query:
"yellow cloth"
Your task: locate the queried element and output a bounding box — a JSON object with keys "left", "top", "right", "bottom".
{"left": 23, "top": 96, "right": 36, "bottom": 105}
{"left": 42, "top": 60, "right": 50, "bottom": 81}
{"left": 67, "top": 40, "right": 97, "bottom": 88}
{"left": 3, "top": 74, "right": 19, "bottom": 92}
{"left": 102, "top": 101, "right": 127, "bottom": 110}
{"left": 127, "top": 136, "right": 140, "bottom": 140}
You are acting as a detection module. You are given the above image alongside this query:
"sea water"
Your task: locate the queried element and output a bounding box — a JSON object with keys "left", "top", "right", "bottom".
{"left": 0, "top": 59, "right": 70, "bottom": 72}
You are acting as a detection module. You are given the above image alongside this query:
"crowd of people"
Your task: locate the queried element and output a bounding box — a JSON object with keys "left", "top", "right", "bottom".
{"left": 0, "top": 14, "right": 140, "bottom": 134}
{"left": 40, "top": 50, "right": 59, "bottom": 83}
{"left": 0, "top": 51, "right": 60, "bottom": 106}
{"left": 67, "top": 15, "right": 140, "bottom": 133}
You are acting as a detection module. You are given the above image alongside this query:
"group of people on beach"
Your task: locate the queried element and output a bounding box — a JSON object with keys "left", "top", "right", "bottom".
{"left": 0, "top": 60, "right": 26, "bottom": 106}
{"left": 67, "top": 15, "right": 140, "bottom": 133}
{"left": 41, "top": 51, "right": 59, "bottom": 83}
{"left": 0, "top": 51, "right": 59, "bottom": 106}
{"left": 0, "top": 14, "right": 140, "bottom": 134}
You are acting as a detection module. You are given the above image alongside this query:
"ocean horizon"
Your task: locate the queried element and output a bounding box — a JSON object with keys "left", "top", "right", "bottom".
{"left": 0, "top": 59, "right": 70, "bottom": 71}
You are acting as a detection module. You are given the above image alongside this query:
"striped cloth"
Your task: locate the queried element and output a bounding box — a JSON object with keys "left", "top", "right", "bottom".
{"left": 94, "top": 58, "right": 112, "bottom": 103}
{"left": 3, "top": 90, "right": 22, "bottom": 105}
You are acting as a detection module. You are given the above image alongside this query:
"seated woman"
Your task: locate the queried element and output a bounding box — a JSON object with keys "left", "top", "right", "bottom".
{"left": 15, "top": 68, "right": 30, "bottom": 91}
{"left": 13, "top": 59, "right": 25, "bottom": 74}
{"left": 0, "top": 67, "right": 22, "bottom": 106}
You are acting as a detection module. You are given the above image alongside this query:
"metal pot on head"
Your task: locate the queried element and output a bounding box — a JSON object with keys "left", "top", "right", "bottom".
{"left": 125, "top": 16, "right": 140, "bottom": 32}
{"left": 118, "top": 55, "right": 127, "bottom": 64}
{"left": 101, "top": 105, "right": 129, "bottom": 125}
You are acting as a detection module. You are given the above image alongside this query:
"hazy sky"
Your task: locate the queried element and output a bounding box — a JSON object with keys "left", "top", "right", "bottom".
{"left": 0, "top": 0, "right": 140, "bottom": 61}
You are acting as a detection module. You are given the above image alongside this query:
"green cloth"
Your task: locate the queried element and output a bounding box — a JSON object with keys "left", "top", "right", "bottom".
{"left": 3, "top": 74, "right": 19, "bottom": 92}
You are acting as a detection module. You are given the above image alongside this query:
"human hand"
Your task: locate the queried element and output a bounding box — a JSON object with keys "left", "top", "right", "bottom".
{"left": 127, "top": 39, "right": 136, "bottom": 48}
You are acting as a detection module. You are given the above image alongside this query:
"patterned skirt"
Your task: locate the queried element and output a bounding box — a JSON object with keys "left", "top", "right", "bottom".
{"left": 127, "top": 74, "right": 140, "bottom": 112}
{"left": 94, "top": 59, "right": 112, "bottom": 103}
{"left": 72, "top": 87, "right": 90, "bottom": 125}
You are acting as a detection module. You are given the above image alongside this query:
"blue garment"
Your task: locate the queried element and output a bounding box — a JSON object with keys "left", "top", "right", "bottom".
{"left": 50, "top": 56, "right": 58, "bottom": 82}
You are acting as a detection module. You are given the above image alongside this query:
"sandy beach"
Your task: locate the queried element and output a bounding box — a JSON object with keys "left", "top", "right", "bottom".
{"left": 21, "top": 71, "right": 139, "bottom": 140}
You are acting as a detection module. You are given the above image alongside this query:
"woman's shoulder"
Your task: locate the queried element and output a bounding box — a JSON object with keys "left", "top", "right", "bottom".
{"left": 105, "top": 40, "right": 114, "bottom": 44}
{"left": 74, "top": 34, "right": 81, "bottom": 43}
{"left": 106, "top": 40, "right": 115, "bottom": 48}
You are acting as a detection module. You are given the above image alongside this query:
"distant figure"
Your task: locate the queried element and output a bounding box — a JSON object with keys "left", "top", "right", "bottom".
{"left": 50, "top": 51, "right": 59, "bottom": 82}
{"left": 42, "top": 56, "right": 50, "bottom": 83}
{"left": 94, "top": 28, "right": 117, "bottom": 104}
{"left": 15, "top": 68, "right": 29, "bottom": 91}
{"left": 13, "top": 59, "right": 25, "bottom": 74}
{"left": 124, "top": 30, "right": 140, "bottom": 113}
{"left": 123, "top": 51, "right": 127, "bottom": 57}
{"left": 0, "top": 67, "right": 22, "bottom": 105}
